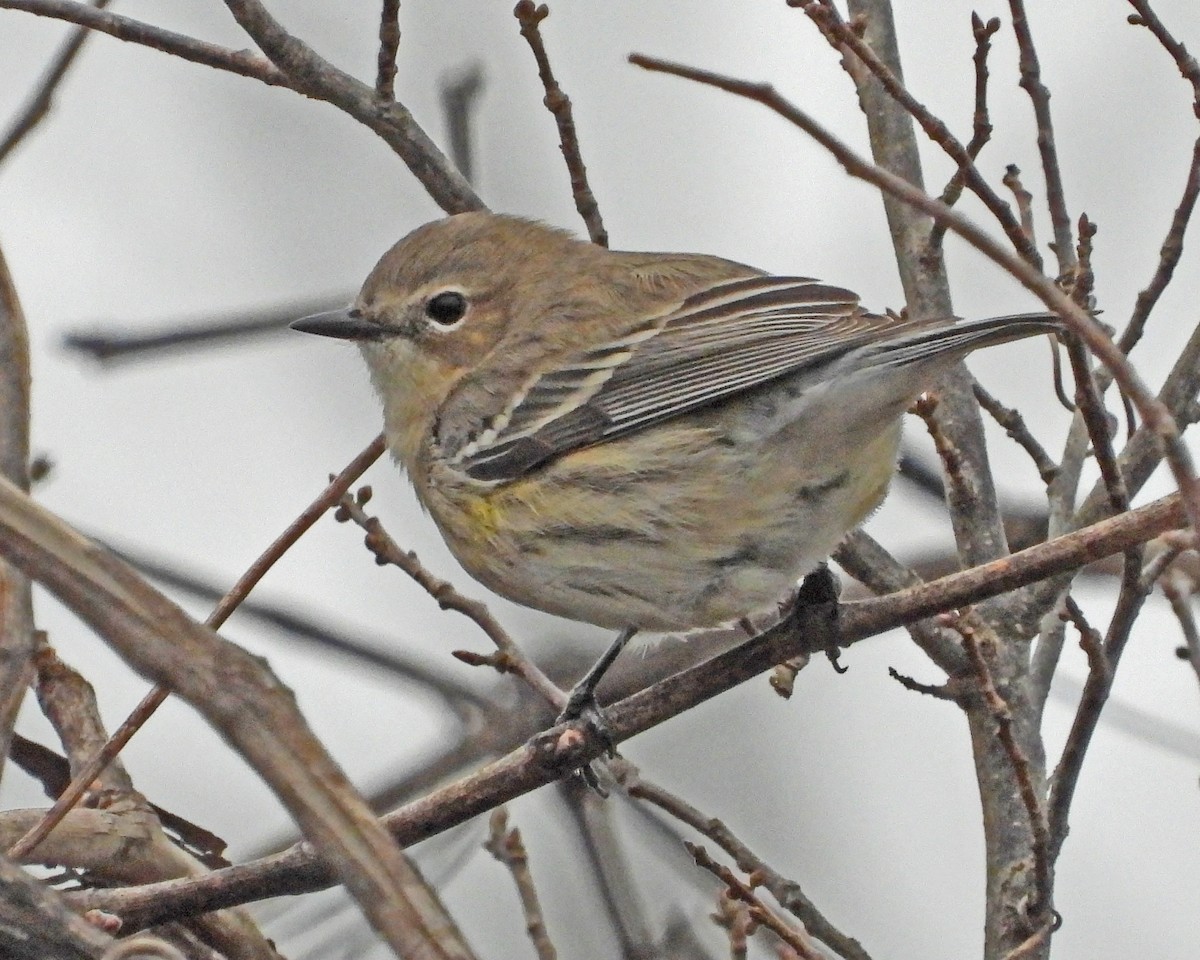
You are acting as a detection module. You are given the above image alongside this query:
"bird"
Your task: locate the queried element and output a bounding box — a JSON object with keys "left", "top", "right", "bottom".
{"left": 291, "top": 211, "right": 1058, "bottom": 729}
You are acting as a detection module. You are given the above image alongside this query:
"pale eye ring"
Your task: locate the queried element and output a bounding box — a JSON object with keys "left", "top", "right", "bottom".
{"left": 425, "top": 291, "right": 468, "bottom": 326}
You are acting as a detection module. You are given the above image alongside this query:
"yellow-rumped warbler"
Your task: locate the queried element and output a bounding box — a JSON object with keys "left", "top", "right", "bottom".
{"left": 292, "top": 212, "right": 1057, "bottom": 713}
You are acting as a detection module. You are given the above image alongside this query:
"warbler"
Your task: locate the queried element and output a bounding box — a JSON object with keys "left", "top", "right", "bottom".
{"left": 292, "top": 212, "right": 1057, "bottom": 711}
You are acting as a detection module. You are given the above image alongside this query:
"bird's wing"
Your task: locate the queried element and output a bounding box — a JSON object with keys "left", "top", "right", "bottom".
{"left": 450, "top": 275, "right": 927, "bottom": 482}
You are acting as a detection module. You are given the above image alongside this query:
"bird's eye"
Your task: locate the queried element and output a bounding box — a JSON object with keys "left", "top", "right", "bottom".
{"left": 425, "top": 291, "right": 468, "bottom": 326}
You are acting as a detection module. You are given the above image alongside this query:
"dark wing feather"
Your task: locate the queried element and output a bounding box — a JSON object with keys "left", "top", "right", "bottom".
{"left": 453, "top": 276, "right": 928, "bottom": 482}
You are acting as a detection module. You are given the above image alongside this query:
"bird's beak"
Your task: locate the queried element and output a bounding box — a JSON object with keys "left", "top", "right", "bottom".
{"left": 290, "top": 307, "right": 384, "bottom": 341}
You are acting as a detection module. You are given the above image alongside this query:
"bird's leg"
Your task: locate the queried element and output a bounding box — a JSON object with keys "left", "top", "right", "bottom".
{"left": 790, "top": 563, "right": 845, "bottom": 672}
{"left": 795, "top": 562, "right": 840, "bottom": 606}
{"left": 558, "top": 625, "right": 638, "bottom": 750}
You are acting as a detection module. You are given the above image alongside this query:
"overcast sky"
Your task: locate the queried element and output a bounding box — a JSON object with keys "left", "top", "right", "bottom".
{"left": 1, "top": 2, "right": 1199, "bottom": 958}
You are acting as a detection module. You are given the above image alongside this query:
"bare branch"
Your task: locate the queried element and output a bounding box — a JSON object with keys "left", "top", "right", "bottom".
{"left": 929, "top": 13, "right": 1001, "bottom": 252}
{"left": 627, "top": 52, "right": 1200, "bottom": 536}
{"left": 623, "top": 767, "right": 872, "bottom": 960}
{"left": 1047, "top": 550, "right": 1146, "bottom": 859}
{"left": 1002, "top": 164, "right": 1037, "bottom": 248}
{"left": 0, "top": 0, "right": 111, "bottom": 165}
{"left": 799, "top": 0, "right": 1041, "bottom": 269}
{"left": 485, "top": 810, "right": 558, "bottom": 960}
{"left": 514, "top": 1, "right": 607, "bottom": 246}
{"left": 1126, "top": 0, "right": 1200, "bottom": 111}
{"left": 0, "top": 243, "right": 34, "bottom": 784}
{"left": 336, "top": 489, "right": 568, "bottom": 711}
{"left": 375, "top": 0, "right": 400, "bottom": 99}
{"left": 0, "top": 1, "right": 286, "bottom": 86}
{"left": 1008, "top": 0, "right": 1075, "bottom": 272}
{"left": 70, "top": 492, "right": 1186, "bottom": 924}
{"left": 1118, "top": 135, "right": 1200, "bottom": 354}
{"left": 684, "top": 843, "right": 825, "bottom": 960}
{"left": 8, "top": 436, "right": 387, "bottom": 863}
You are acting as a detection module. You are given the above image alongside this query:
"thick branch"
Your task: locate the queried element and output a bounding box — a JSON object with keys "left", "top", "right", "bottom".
{"left": 0, "top": 0, "right": 481, "bottom": 213}
{"left": 71, "top": 493, "right": 1185, "bottom": 924}
{"left": 0, "top": 243, "right": 34, "bottom": 784}
{"left": 0, "top": 474, "right": 474, "bottom": 960}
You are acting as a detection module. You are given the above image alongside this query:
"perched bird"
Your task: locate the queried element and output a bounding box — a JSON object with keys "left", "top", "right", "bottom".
{"left": 292, "top": 212, "right": 1057, "bottom": 720}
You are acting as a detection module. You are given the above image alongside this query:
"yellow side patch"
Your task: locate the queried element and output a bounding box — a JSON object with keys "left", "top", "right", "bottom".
{"left": 461, "top": 490, "right": 502, "bottom": 540}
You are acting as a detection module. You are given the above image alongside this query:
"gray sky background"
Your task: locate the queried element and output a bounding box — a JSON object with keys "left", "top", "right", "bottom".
{"left": 1, "top": 2, "right": 1199, "bottom": 957}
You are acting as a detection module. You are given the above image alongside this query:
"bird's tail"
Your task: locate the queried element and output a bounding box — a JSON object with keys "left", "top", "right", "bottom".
{"left": 874, "top": 312, "right": 1061, "bottom": 368}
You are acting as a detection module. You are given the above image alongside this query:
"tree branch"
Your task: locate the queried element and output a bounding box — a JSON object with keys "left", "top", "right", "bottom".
{"left": 69, "top": 492, "right": 1185, "bottom": 925}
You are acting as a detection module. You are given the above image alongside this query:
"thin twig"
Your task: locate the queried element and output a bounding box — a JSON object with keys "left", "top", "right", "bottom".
{"left": 684, "top": 843, "right": 824, "bottom": 960}
{"left": 973, "top": 382, "right": 1059, "bottom": 486}
{"left": 1047, "top": 545, "right": 1146, "bottom": 858}
{"left": 887, "top": 667, "right": 961, "bottom": 701}
{"left": 375, "top": 0, "right": 400, "bottom": 99}
{"left": 68, "top": 493, "right": 1187, "bottom": 923}
{"left": 7, "top": 436, "right": 386, "bottom": 861}
{"left": 1008, "top": 0, "right": 1075, "bottom": 272}
{"left": 622, "top": 767, "right": 873, "bottom": 960}
{"left": 1126, "top": 0, "right": 1200, "bottom": 111}
{"left": 335, "top": 490, "right": 567, "bottom": 711}
{"left": 1062, "top": 217, "right": 1129, "bottom": 519}
{"left": 1002, "top": 164, "right": 1037, "bottom": 248}
{"left": 928, "top": 13, "right": 1001, "bottom": 252}
{"left": 513, "top": 1, "right": 607, "bottom": 246}
{"left": 1163, "top": 579, "right": 1200, "bottom": 689}
{"left": 627, "top": 52, "right": 1200, "bottom": 537}
{"left": 0, "top": 0, "right": 111, "bottom": 165}
{"left": 911, "top": 393, "right": 963, "bottom": 487}
{"left": 1060, "top": 596, "right": 1110, "bottom": 685}
{"left": 958, "top": 618, "right": 1052, "bottom": 918}
{"left": 0, "top": 1, "right": 286, "bottom": 85}
{"left": 1119, "top": 135, "right": 1200, "bottom": 354}
{"left": 799, "top": 0, "right": 1041, "bottom": 269}
{"left": 485, "top": 810, "right": 558, "bottom": 960}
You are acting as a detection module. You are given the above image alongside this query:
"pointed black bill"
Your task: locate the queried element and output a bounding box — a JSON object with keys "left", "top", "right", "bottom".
{"left": 290, "top": 308, "right": 385, "bottom": 341}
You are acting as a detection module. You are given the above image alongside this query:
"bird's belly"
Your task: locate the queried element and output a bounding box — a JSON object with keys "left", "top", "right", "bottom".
{"left": 424, "top": 414, "right": 901, "bottom": 633}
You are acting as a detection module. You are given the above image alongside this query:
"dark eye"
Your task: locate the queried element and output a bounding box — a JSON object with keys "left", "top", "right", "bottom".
{"left": 425, "top": 291, "right": 468, "bottom": 326}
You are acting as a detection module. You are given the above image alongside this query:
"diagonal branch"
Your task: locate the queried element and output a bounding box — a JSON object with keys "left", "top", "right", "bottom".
{"left": 7, "top": 436, "right": 388, "bottom": 863}
{"left": 68, "top": 491, "right": 1186, "bottom": 925}
{"left": 0, "top": 0, "right": 286, "bottom": 85}
{"left": 220, "top": 0, "right": 479, "bottom": 213}
{"left": 0, "top": 0, "right": 481, "bottom": 214}
{"left": 1008, "top": 0, "right": 1075, "bottom": 272}
{"left": 0, "top": 471, "right": 475, "bottom": 959}
{"left": 514, "top": 1, "right": 607, "bottom": 246}
{"left": 0, "top": 0, "right": 111, "bottom": 165}
{"left": 626, "top": 53, "right": 1200, "bottom": 537}
{"left": 800, "top": 0, "right": 1041, "bottom": 269}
